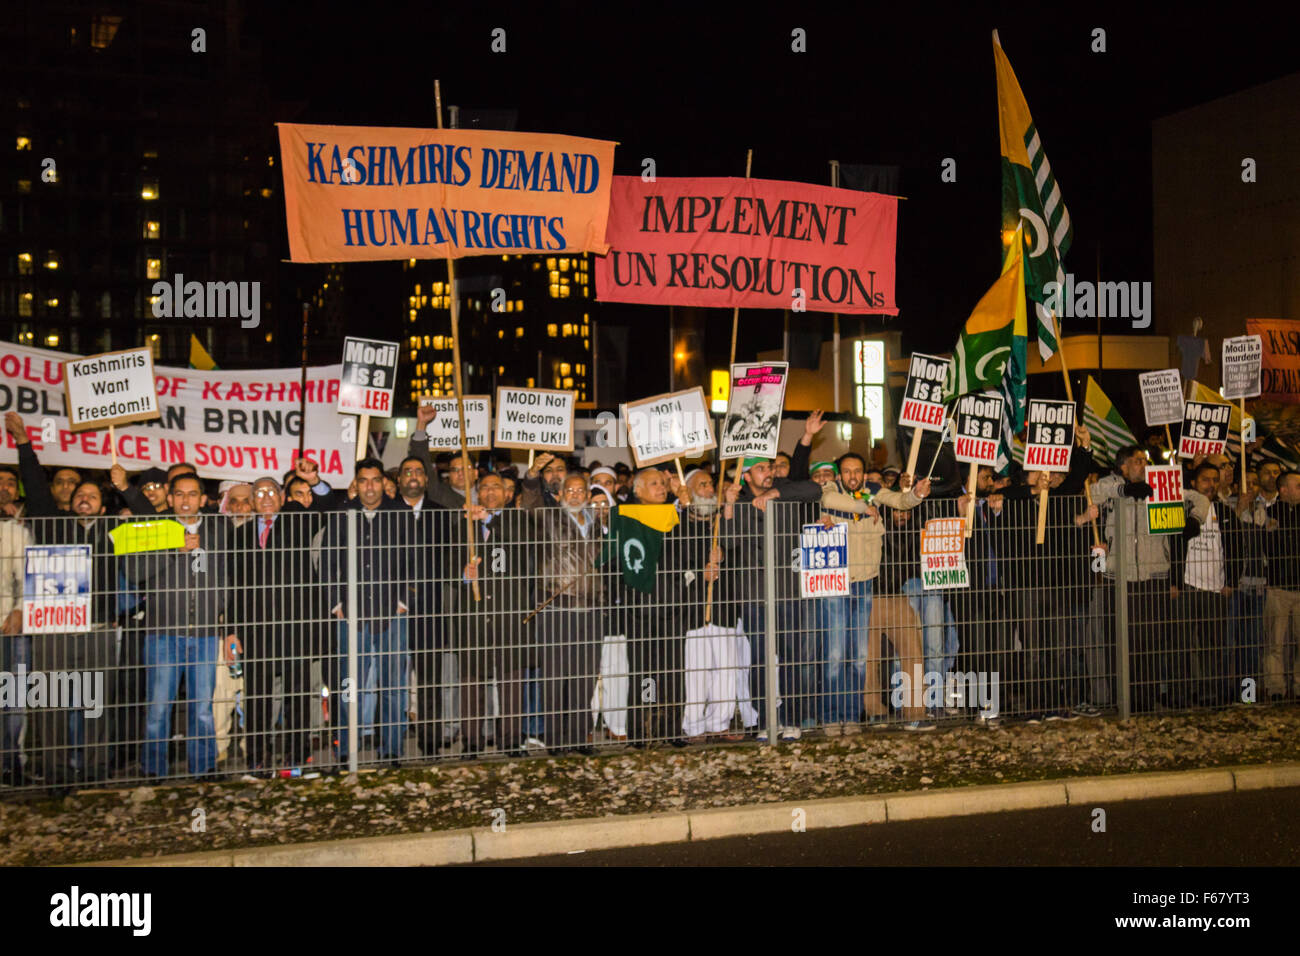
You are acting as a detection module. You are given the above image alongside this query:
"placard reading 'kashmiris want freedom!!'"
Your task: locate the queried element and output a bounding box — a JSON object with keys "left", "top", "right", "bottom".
{"left": 595, "top": 176, "right": 898, "bottom": 315}
{"left": 277, "top": 123, "right": 617, "bottom": 263}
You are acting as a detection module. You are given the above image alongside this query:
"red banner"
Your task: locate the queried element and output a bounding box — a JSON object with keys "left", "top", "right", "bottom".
{"left": 594, "top": 176, "right": 898, "bottom": 315}
{"left": 1246, "top": 318, "right": 1300, "bottom": 404}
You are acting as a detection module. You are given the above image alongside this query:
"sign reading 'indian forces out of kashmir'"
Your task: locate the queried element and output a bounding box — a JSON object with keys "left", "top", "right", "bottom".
{"left": 276, "top": 123, "right": 618, "bottom": 263}
{"left": 595, "top": 176, "right": 898, "bottom": 315}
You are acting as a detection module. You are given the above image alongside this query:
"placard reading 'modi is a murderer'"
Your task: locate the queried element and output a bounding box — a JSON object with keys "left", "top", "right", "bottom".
{"left": 62, "top": 348, "right": 159, "bottom": 432}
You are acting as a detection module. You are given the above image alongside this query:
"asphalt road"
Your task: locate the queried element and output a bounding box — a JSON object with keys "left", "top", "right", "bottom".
{"left": 474, "top": 786, "right": 1300, "bottom": 866}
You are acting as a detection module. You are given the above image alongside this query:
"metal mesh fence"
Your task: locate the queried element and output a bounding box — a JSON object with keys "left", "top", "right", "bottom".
{"left": 0, "top": 488, "right": 1296, "bottom": 793}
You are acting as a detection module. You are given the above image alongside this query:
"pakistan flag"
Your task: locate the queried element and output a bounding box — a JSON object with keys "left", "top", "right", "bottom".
{"left": 597, "top": 503, "right": 680, "bottom": 594}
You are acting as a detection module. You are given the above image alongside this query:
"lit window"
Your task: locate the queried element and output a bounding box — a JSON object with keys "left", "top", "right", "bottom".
{"left": 549, "top": 270, "right": 559, "bottom": 283}
{"left": 854, "top": 340, "right": 886, "bottom": 444}
{"left": 433, "top": 335, "right": 444, "bottom": 350}
{"left": 515, "top": 300, "right": 524, "bottom": 313}
{"left": 501, "top": 255, "right": 509, "bottom": 262}
{"left": 17, "top": 252, "right": 32, "bottom": 275}
{"left": 45, "top": 333, "right": 60, "bottom": 347}
{"left": 141, "top": 182, "right": 158, "bottom": 200}
{"left": 45, "top": 297, "right": 59, "bottom": 308}
{"left": 515, "top": 327, "right": 525, "bottom": 338}
{"left": 576, "top": 363, "right": 585, "bottom": 375}
{"left": 547, "top": 324, "right": 558, "bottom": 337}
{"left": 16, "top": 136, "right": 31, "bottom": 151}
{"left": 546, "top": 258, "right": 557, "bottom": 270}
{"left": 17, "top": 180, "right": 31, "bottom": 193}
{"left": 90, "top": 14, "right": 122, "bottom": 49}
{"left": 409, "top": 350, "right": 417, "bottom": 361}
{"left": 146, "top": 258, "right": 161, "bottom": 279}
{"left": 421, "top": 295, "right": 428, "bottom": 306}
{"left": 260, "top": 188, "right": 273, "bottom": 199}
{"left": 409, "top": 310, "right": 417, "bottom": 322}
{"left": 559, "top": 362, "right": 571, "bottom": 376}
{"left": 423, "top": 335, "right": 431, "bottom": 347}
{"left": 560, "top": 285, "right": 570, "bottom": 298}
{"left": 559, "top": 258, "right": 570, "bottom": 272}
{"left": 497, "top": 329, "right": 505, "bottom": 339}
{"left": 409, "top": 335, "right": 419, "bottom": 346}
{"left": 505, "top": 301, "right": 513, "bottom": 313}
{"left": 526, "top": 378, "right": 535, "bottom": 387}
{"left": 532, "top": 261, "right": 541, "bottom": 271}
{"left": 498, "top": 365, "right": 505, "bottom": 374}
{"left": 562, "top": 377, "right": 574, "bottom": 388}
{"left": 583, "top": 338, "right": 589, "bottom": 350}
{"left": 144, "top": 220, "right": 160, "bottom": 239}
{"left": 19, "top": 294, "right": 32, "bottom": 316}
{"left": 433, "top": 282, "right": 444, "bottom": 295}
{"left": 549, "top": 284, "right": 559, "bottom": 298}
{"left": 414, "top": 284, "right": 422, "bottom": 296}
{"left": 582, "top": 324, "right": 589, "bottom": 336}
{"left": 562, "top": 323, "right": 573, "bottom": 336}
{"left": 265, "top": 333, "right": 273, "bottom": 343}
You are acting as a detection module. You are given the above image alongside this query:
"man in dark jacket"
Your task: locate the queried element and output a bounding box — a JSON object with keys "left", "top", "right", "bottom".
{"left": 321, "top": 458, "right": 412, "bottom": 766}
{"left": 1262, "top": 470, "right": 1300, "bottom": 702}
{"left": 126, "top": 472, "right": 241, "bottom": 779}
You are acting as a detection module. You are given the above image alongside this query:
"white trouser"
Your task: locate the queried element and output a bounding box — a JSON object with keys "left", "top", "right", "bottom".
{"left": 591, "top": 633, "right": 629, "bottom": 736}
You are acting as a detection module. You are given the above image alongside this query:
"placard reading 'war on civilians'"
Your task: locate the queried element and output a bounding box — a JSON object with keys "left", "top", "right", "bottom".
{"left": 1145, "top": 464, "right": 1185, "bottom": 535}
{"left": 337, "top": 337, "right": 399, "bottom": 417}
{"left": 494, "top": 387, "right": 575, "bottom": 452}
{"left": 921, "top": 517, "right": 970, "bottom": 590}
{"left": 624, "top": 387, "right": 716, "bottom": 468}
{"left": 799, "top": 522, "right": 850, "bottom": 598}
{"left": 1221, "top": 335, "right": 1263, "bottom": 401}
{"left": 718, "top": 362, "right": 788, "bottom": 460}
{"left": 23, "top": 545, "right": 92, "bottom": 634}
{"left": 419, "top": 395, "right": 491, "bottom": 451}
{"left": 1138, "top": 369, "right": 1184, "bottom": 427}
{"left": 1179, "top": 399, "right": 1232, "bottom": 459}
{"left": 898, "top": 352, "right": 950, "bottom": 432}
{"left": 62, "top": 348, "right": 160, "bottom": 432}
{"left": 1023, "top": 399, "right": 1075, "bottom": 473}
{"left": 953, "top": 392, "right": 1003, "bottom": 466}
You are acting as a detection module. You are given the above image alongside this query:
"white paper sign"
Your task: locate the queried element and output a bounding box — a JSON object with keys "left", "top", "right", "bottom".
{"left": 338, "top": 337, "right": 399, "bottom": 417}
{"left": 1023, "top": 399, "right": 1075, "bottom": 473}
{"left": 62, "top": 348, "right": 159, "bottom": 432}
{"left": 1222, "top": 335, "right": 1262, "bottom": 400}
{"left": 719, "top": 363, "right": 788, "bottom": 459}
{"left": 624, "top": 387, "right": 716, "bottom": 467}
{"left": 494, "top": 387, "right": 575, "bottom": 451}
{"left": 419, "top": 395, "right": 491, "bottom": 451}
{"left": 953, "top": 392, "right": 1003, "bottom": 466}
{"left": 1138, "top": 369, "right": 1184, "bottom": 426}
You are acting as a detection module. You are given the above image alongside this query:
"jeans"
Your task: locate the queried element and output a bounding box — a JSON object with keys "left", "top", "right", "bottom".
{"left": 1, "top": 635, "right": 31, "bottom": 774}
{"left": 744, "top": 596, "right": 812, "bottom": 730}
{"left": 1227, "top": 589, "right": 1264, "bottom": 699}
{"left": 820, "top": 579, "right": 874, "bottom": 724}
{"left": 335, "top": 616, "right": 408, "bottom": 762}
{"left": 902, "top": 577, "right": 954, "bottom": 686}
{"left": 142, "top": 633, "right": 219, "bottom": 777}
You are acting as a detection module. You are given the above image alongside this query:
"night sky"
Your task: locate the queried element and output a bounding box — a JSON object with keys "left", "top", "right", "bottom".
{"left": 252, "top": 3, "right": 1299, "bottom": 390}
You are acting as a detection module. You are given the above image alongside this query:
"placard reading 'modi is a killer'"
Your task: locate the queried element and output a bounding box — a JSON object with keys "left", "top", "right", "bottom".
{"left": 953, "top": 392, "right": 1003, "bottom": 466}
{"left": 338, "top": 337, "right": 399, "bottom": 417}
{"left": 898, "top": 352, "right": 950, "bottom": 432}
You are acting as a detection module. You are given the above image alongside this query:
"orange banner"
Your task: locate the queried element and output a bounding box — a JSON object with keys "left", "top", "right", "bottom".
{"left": 1246, "top": 318, "right": 1300, "bottom": 404}
{"left": 277, "top": 123, "right": 617, "bottom": 263}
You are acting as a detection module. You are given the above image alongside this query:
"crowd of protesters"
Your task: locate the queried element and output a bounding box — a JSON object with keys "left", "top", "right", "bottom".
{"left": 1, "top": 402, "right": 1298, "bottom": 790}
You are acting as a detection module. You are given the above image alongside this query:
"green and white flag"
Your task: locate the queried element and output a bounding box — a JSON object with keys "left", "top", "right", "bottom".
{"left": 1083, "top": 376, "right": 1138, "bottom": 467}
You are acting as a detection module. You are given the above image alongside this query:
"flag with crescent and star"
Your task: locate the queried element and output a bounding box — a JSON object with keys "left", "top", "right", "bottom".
{"left": 596, "top": 502, "right": 679, "bottom": 594}
{"left": 944, "top": 222, "right": 1027, "bottom": 405}
{"left": 995, "top": 30, "right": 1073, "bottom": 364}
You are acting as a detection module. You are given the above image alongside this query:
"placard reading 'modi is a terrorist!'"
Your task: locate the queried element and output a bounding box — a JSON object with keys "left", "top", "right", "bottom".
{"left": 494, "top": 387, "right": 575, "bottom": 452}
{"left": 624, "top": 387, "right": 716, "bottom": 467}
{"left": 799, "top": 522, "right": 850, "bottom": 598}
{"left": 62, "top": 348, "right": 159, "bottom": 432}
{"left": 23, "top": 544, "right": 92, "bottom": 634}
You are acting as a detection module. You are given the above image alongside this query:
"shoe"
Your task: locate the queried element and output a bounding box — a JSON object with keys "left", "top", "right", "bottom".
{"left": 756, "top": 728, "right": 769, "bottom": 742}
{"left": 865, "top": 715, "right": 888, "bottom": 731}
{"left": 977, "top": 714, "right": 1001, "bottom": 729}
{"left": 668, "top": 738, "right": 688, "bottom": 748}
{"left": 572, "top": 746, "right": 595, "bottom": 756}
{"left": 1025, "top": 714, "right": 1043, "bottom": 725}
{"left": 1070, "top": 702, "right": 1102, "bottom": 718}
{"left": 902, "top": 721, "right": 937, "bottom": 732}
{"left": 779, "top": 725, "right": 802, "bottom": 741}
{"left": 523, "top": 736, "right": 547, "bottom": 752}
{"left": 686, "top": 735, "right": 709, "bottom": 744}
{"left": 942, "top": 707, "right": 962, "bottom": 719}
{"left": 842, "top": 721, "right": 864, "bottom": 736}
{"left": 823, "top": 722, "right": 842, "bottom": 738}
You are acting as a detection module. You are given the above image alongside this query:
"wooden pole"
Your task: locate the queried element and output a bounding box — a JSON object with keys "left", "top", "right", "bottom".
{"left": 1083, "top": 475, "right": 1101, "bottom": 548}
{"left": 674, "top": 457, "right": 686, "bottom": 487}
{"left": 1049, "top": 310, "right": 1074, "bottom": 403}
{"left": 354, "top": 413, "right": 368, "bottom": 462}
{"left": 1164, "top": 423, "right": 1174, "bottom": 457}
{"left": 905, "top": 430, "right": 923, "bottom": 480}
{"left": 436, "top": 79, "right": 479, "bottom": 601}
{"left": 1035, "top": 484, "right": 1048, "bottom": 545}
{"left": 108, "top": 424, "right": 117, "bottom": 467}
{"left": 924, "top": 411, "right": 952, "bottom": 480}
{"left": 298, "top": 302, "right": 309, "bottom": 456}
{"left": 705, "top": 148, "right": 753, "bottom": 624}
{"left": 1239, "top": 396, "right": 1248, "bottom": 494}
{"left": 964, "top": 461, "right": 978, "bottom": 538}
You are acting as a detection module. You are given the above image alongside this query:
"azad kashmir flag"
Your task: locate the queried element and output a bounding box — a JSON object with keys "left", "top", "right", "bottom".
{"left": 1188, "top": 380, "right": 1244, "bottom": 454}
{"left": 1083, "top": 375, "right": 1138, "bottom": 466}
{"left": 995, "top": 31, "right": 1073, "bottom": 363}
{"left": 189, "top": 335, "right": 217, "bottom": 371}
{"left": 596, "top": 503, "right": 679, "bottom": 593}
{"left": 944, "top": 223, "right": 1029, "bottom": 471}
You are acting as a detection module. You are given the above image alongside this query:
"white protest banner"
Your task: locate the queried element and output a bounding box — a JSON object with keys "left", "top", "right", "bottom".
{"left": 1023, "top": 399, "right": 1075, "bottom": 473}
{"left": 1145, "top": 464, "right": 1185, "bottom": 535}
{"left": 494, "top": 387, "right": 575, "bottom": 451}
{"left": 1138, "top": 369, "right": 1184, "bottom": 426}
{"left": 337, "top": 337, "right": 399, "bottom": 417}
{"left": 23, "top": 544, "right": 92, "bottom": 634}
{"left": 624, "top": 387, "right": 716, "bottom": 468}
{"left": 799, "top": 522, "right": 850, "bottom": 598}
{"left": 953, "top": 392, "right": 1002, "bottom": 466}
{"left": 898, "top": 352, "right": 950, "bottom": 431}
{"left": 921, "top": 517, "right": 969, "bottom": 590}
{"left": 420, "top": 395, "right": 491, "bottom": 451}
{"left": 62, "top": 348, "right": 159, "bottom": 432}
{"left": 0, "top": 342, "right": 351, "bottom": 487}
{"left": 1221, "top": 335, "right": 1262, "bottom": 401}
{"left": 719, "top": 362, "right": 788, "bottom": 460}
{"left": 1179, "top": 400, "right": 1231, "bottom": 458}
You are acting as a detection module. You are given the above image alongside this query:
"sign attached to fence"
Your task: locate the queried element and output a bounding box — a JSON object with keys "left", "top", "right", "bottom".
{"left": 23, "top": 544, "right": 92, "bottom": 633}
{"left": 1178, "top": 399, "right": 1231, "bottom": 458}
{"left": 337, "top": 337, "right": 399, "bottom": 417}
{"left": 624, "top": 387, "right": 716, "bottom": 467}
{"left": 1023, "top": 399, "right": 1075, "bottom": 473}
{"left": 1138, "top": 369, "right": 1184, "bottom": 427}
{"left": 1221, "top": 334, "right": 1262, "bottom": 401}
{"left": 953, "top": 392, "right": 1003, "bottom": 466}
{"left": 419, "top": 395, "right": 491, "bottom": 450}
{"left": 921, "top": 517, "right": 969, "bottom": 590}
{"left": 799, "top": 522, "right": 850, "bottom": 598}
{"left": 898, "top": 352, "right": 950, "bottom": 432}
{"left": 719, "top": 362, "right": 788, "bottom": 460}
{"left": 1145, "top": 464, "right": 1185, "bottom": 535}
{"left": 494, "top": 387, "right": 575, "bottom": 451}
{"left": 62, "top": 348, "right": 159, "bottom": 433}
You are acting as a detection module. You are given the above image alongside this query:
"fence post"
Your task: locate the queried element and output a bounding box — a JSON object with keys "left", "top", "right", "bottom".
{"left": 346, "top": 508, "right": 360, "bottom": 774}
{"left": 1113, "top": 500, "right": 1130, "bottom": 720}
{"left": 763, "top": 503, "right": 779, "bottom": 744}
